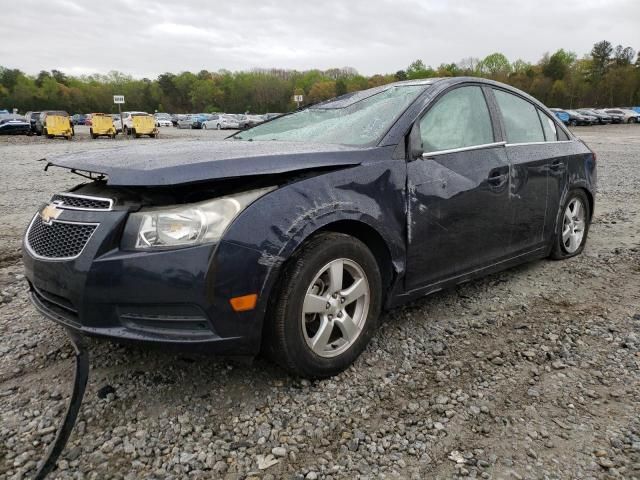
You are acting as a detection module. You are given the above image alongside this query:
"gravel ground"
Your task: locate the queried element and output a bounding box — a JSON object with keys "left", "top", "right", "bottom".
{"left": 0, "top": 125, "right": 639, "bottom": 480}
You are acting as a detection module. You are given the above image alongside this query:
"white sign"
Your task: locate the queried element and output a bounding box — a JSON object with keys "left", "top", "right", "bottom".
{"left": 113, "top": 95, "right": 125, "bottom": 104}
{"left": 293, "top": 95, "right": 303, "bottom": 102}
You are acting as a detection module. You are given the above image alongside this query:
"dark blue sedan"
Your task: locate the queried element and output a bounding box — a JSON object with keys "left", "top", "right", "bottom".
{"left": 24, "top": 77, "right": 596, "bottom": 378}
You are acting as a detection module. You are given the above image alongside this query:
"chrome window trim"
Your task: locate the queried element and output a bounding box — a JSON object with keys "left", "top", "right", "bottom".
{"left": 505, "top": 140, "right": 574, "bottom": 147}
{"left": 422, "top": 141, "right": 506, "bottom": 158}
{"left": 52, "top": 192, "right": 114, "bottom": 211}
{"left": 25, "top": 215, "right": 99, "bottom": 262}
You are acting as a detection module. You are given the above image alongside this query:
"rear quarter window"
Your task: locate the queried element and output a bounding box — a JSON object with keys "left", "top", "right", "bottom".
{"left": 537, "top": 109, "right": 558, "bottom": 142}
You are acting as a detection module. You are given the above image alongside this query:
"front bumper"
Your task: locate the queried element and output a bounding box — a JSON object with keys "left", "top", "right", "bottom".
{"left": 23, "top": 206, "right": 272, "bottom": 355}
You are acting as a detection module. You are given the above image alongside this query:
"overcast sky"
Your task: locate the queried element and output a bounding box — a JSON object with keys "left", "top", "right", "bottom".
{"left": 1, "top": 0, "right": 638, "bottom": 78}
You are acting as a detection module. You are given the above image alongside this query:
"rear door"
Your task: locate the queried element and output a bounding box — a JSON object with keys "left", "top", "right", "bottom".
{"left": 491, "top": 88, "right": 563, "bottom": 254}
{"left": 405, "top": 85, "right": 511, "bottom": 291}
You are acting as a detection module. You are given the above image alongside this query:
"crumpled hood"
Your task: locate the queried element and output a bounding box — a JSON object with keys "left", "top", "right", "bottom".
{"left": 45, "top": 139, "right": 373, "bottom": 186}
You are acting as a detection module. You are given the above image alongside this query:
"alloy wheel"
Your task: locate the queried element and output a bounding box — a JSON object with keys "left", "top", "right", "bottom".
{"left": 302, "top": 258, "right": 370, "bottom": 358}
{"left": 562, "top": 197, "right": 586, "bottom": 253}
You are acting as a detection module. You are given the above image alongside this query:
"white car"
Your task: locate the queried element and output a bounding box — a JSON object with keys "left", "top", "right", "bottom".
{"left": 202, "top": 114, "right": 241, "bottom": 130}
{"left": 605, "top": 108, "right": 640, "bottom": 124}
{"left": 154, "top": 113, "right": 173, "bottom": 127}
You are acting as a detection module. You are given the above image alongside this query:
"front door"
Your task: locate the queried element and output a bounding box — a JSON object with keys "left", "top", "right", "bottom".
{"left": 405, "top": 85, "right": 512, "bottom": 291}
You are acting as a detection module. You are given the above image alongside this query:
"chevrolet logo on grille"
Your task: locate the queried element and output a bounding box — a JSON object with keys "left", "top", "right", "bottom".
{"left": 40, "top": 203, "right": 63, "bottom": 225}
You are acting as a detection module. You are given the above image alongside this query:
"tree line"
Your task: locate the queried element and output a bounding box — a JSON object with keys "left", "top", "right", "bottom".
{"left": 0, "top": 40, "right": 638, "bottom": 115}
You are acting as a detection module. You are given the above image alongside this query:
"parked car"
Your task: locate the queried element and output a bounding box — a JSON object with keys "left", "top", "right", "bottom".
{"left": 234, "top": 114, "right": 249, "bottom": 129}
{"left": 0, "top": 115, "right": 31, "bottom": 135}
{"left": 23, "top": 78, "right": 596, "bottom": 378}
{"left": 202, "top": 114, "right": 241, "bottom": 130}
{"left": 244, "top": 114, "right": 266, "bottom": 128}
{"left": 264, "top": 113, "right": 283, "bottom": 121}
{"left": 71, "top": 114, "right": 86, "bottom": 126}
{"left": 576, "top": 109, "right": 611, "bottom": 125}
{"left": 551, "top": 110, "right": 570, "bottom": 125}
{"left": 550, "top": 109, "right": 593, "bottom": 126}
{"left": 189, "top": 113, "right": 210, "bottom": 129}
{"left": 111, "top": 114, "right": 124, "bottom": 132}
{"left": 154, "top": 113, "right": 173, "bottom": 127}
{"left": 594, "top": 109, "right": 624, "bottom": 124}
{"left": 604, "top": 108, "right": 640, "bottom": 124}
{"left": 24, "top": 111, "right": 41, "bottom": 134}
{"left": 0, "top": 109, "right": 9, "bottom": 114}
{"left": 176, "top": 115, "right": 194, "bottom": 129}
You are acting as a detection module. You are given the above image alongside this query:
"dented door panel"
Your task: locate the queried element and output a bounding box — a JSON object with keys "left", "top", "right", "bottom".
{"left": 504, "top": 144, "right": 551, "bottom": 252}
{"left": 405, "top": 144, "right": 511, "bottom": 291}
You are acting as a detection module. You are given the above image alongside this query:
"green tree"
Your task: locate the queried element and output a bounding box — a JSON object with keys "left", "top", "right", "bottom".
{"left": 477, "top": 53, "right": 512, "bottom": 78}
{"left": 307, "top": 81, "right": 336, "bottom": 104}
{"left": 542, "top": 49, "right": 576, "bottom": 80}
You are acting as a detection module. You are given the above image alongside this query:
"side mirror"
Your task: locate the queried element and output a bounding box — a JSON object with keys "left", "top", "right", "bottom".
{"left": 408, "top": 122, "right": 423, "bottom": 161}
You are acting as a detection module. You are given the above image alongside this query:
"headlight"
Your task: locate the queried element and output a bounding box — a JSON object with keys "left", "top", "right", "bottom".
{"left": 122, "top": 187, "right": 274, "bottom": 251}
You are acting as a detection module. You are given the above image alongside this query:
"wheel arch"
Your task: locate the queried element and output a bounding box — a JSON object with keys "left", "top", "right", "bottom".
{"left": 316, "top": 219, "right": 395, "bottom": 299}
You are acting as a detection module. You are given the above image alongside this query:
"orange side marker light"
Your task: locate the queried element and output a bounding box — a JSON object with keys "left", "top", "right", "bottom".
{"left": 230, "top": 294, "right": 258, "bottom": 312}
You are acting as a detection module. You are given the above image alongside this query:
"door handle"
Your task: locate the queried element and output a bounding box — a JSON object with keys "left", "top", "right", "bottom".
{"left": 487, "top": 168, "right": 508, "bottom": 186}
{"left": 550, "top": 160, "right": 564, "bottom": 171}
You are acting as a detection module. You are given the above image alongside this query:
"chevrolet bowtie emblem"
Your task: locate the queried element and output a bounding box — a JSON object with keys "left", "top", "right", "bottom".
{"left": 40, "top": 204, "right": 63, "bottom": 224}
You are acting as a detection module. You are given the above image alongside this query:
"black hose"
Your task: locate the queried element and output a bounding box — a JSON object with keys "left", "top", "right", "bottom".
{"left": 33, "top": 330, "right": 89, "bottom": 479}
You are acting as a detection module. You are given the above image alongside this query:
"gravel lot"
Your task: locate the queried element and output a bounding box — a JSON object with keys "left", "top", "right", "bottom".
{"left": 1, "top": 125, "right": 639, "bottom": 480}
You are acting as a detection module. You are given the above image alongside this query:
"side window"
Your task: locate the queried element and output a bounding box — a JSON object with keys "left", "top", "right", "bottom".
{"left": 537, "top": 109, "right": 557, "bottom": 141}
{"left": 493, "top": 89, "right": 545, "bottom": 144}
{"left": 419, "top": 86, "right": 494, "bottom": 153}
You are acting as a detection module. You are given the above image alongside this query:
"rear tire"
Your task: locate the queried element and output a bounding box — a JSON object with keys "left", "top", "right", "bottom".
{"left": 569, "top": 119, "right": 577, "bottom": 127}
{"left": 217, "top": 123, "right": 221, "bottom": 130}
{"left": 550, "top": 189, "right": 591, "bottom": 260}
{"left": 263, "top": 232, "right": 382, "bottom": 378}
{"left": 629, "top": 118, "right": 638, "bottom": 124}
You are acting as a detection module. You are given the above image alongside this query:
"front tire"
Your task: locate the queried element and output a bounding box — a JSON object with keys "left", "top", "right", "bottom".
{"left": 550, "top": 190, "right": 591, "bottom": 259}
{"left": 264, "top": 232, "right": 382, "bottom": 378}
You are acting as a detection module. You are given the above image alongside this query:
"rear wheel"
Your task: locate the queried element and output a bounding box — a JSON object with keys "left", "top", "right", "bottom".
{"left": 629, "top": 117, "right": 638, "bottom": 124}
{"left": 550, "top": 190, "right": 590, "bottom": 259}
{"left": 217, "top": 123, "right": 221, "bottom": 130}
{"left": 569, "top": 119, "right": 577, "bottom": 127}
{"left": 264, "top": 232, "right": 382, "bottom": 378}
{"left": 202, "top": 124, "right": 207, "bottom": 130}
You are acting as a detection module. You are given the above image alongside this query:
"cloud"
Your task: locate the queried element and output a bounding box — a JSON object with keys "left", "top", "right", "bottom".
{"left": 0, "top": 0, "right": 638, "bottom": 78}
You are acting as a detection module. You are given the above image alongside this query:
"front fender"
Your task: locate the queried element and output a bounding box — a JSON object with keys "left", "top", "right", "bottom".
{"left": 214, "top": 159, "right": 407, "bottom": 345}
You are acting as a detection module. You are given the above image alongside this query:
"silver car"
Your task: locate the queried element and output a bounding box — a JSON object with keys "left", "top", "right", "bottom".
{"left": 202, "top": 114, "right": 241, "bottom": 130}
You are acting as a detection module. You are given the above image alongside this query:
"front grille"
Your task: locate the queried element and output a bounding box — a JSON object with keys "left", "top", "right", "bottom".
{"left": 51, "top": 193, "right": 113, "bottom": 211}
{"left": 26, "top": 216, "right": 97, "bottom": 260}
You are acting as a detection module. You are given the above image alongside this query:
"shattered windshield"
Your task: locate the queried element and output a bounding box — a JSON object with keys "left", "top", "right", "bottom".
{"left": 234, "top": 85, "right": 425, "bottom": 146}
